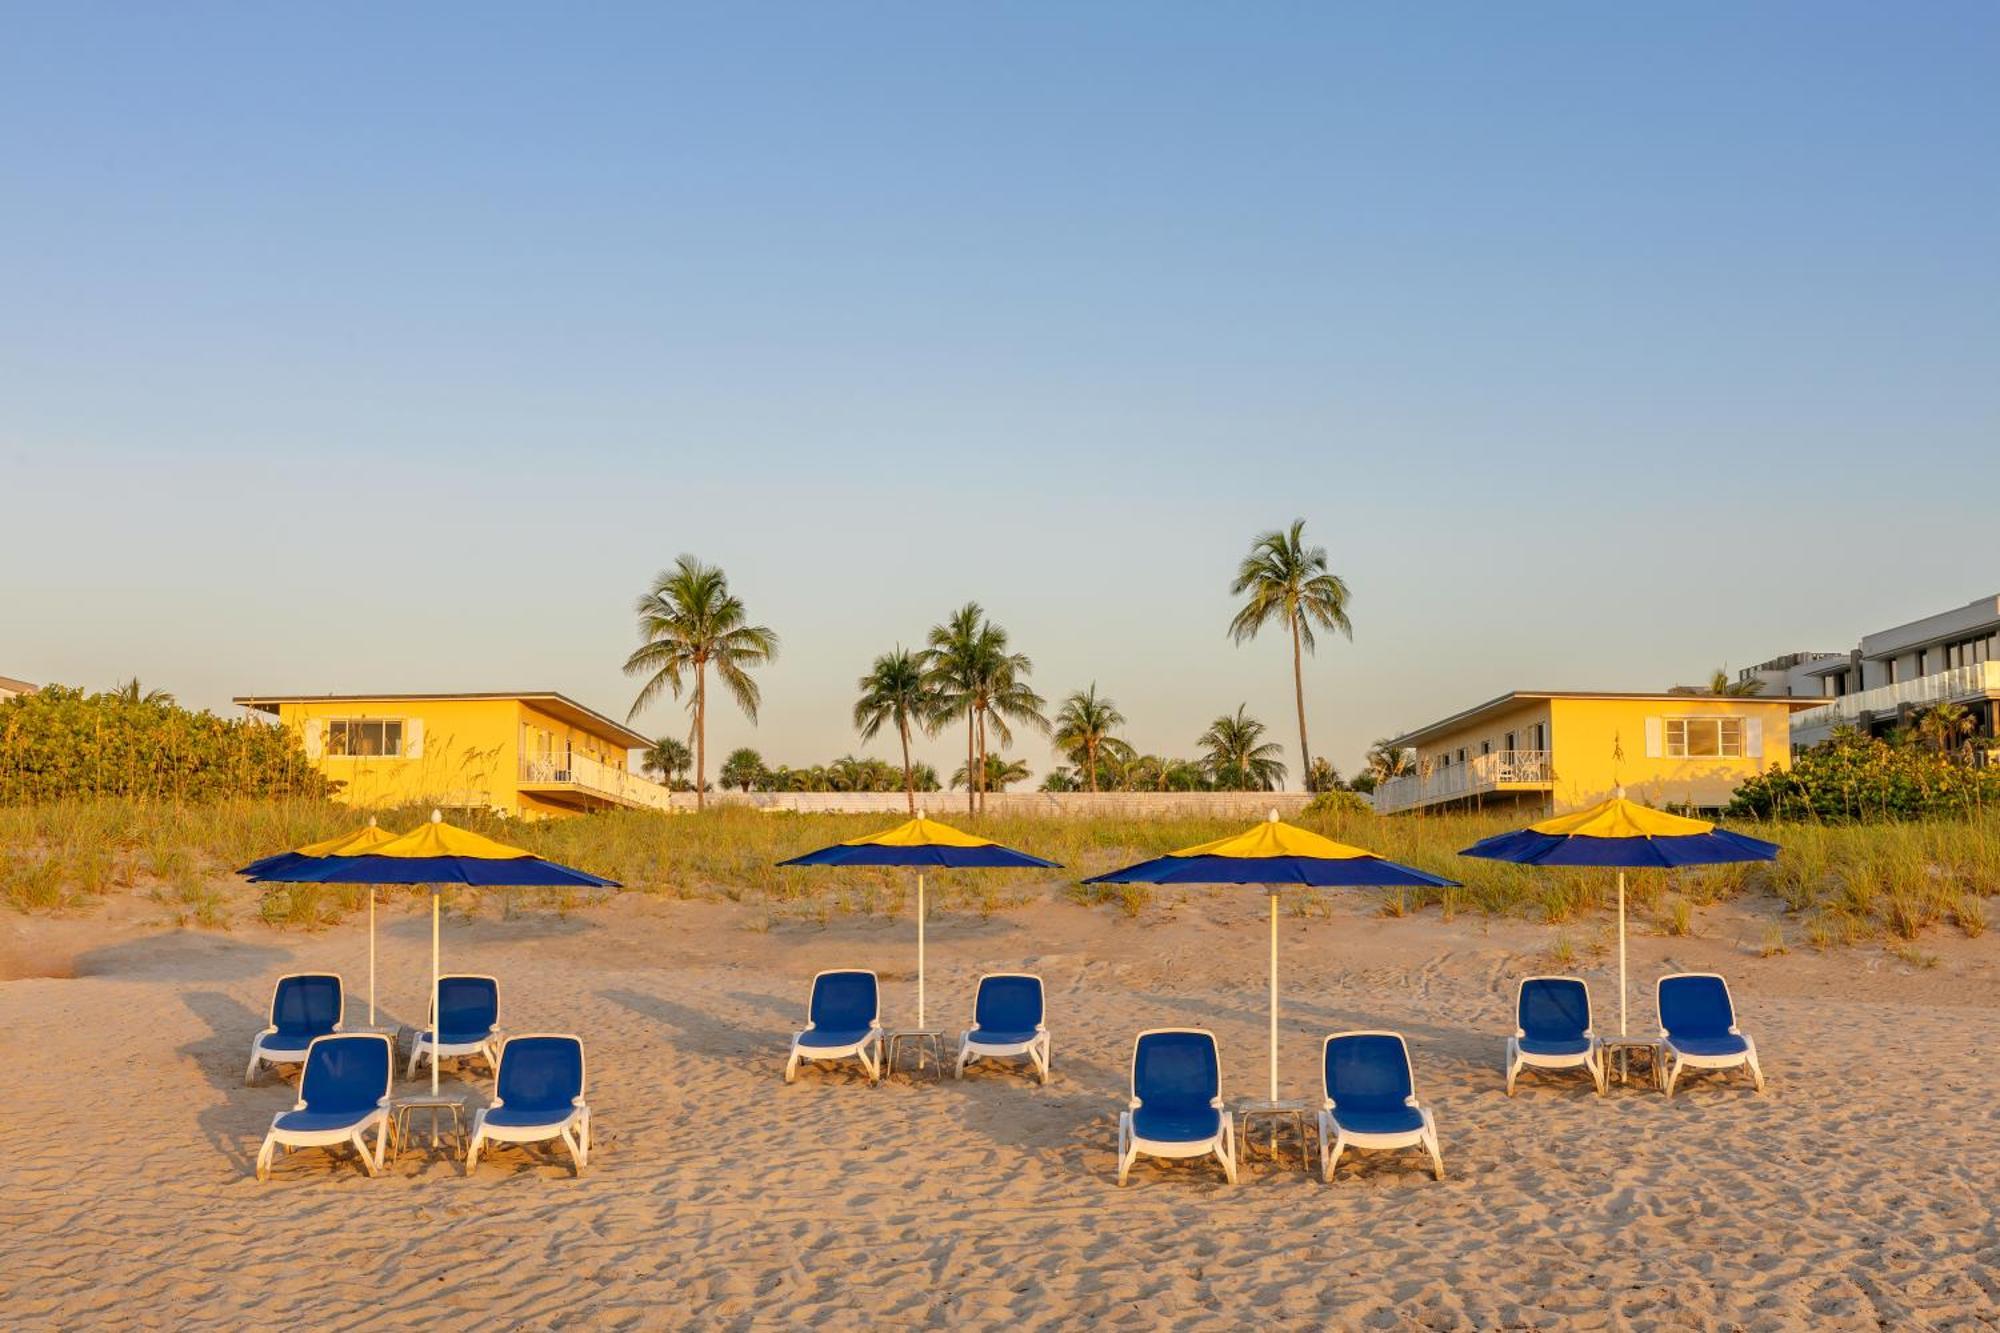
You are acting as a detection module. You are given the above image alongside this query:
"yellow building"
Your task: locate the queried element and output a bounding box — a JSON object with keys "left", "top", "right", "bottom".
{"left": 234, "top": 691, "right": 671, "bottom": 817}
{"left": 1370, "top": 691, "right": 1829, "bottom": 816}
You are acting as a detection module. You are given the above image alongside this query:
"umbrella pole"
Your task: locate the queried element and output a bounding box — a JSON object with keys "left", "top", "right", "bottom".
{"left": 368, "top": 888, "right": 376, "bottom": 1026}
{"left": 431, "top": 888, "right": 441, "bottom": 1098}
{"left": 1268, "top": 889, "right": 1279, "bottom": 1103}
{"left": 917, "top": 871, "right": 926, "bottom": 1030}
{"left": 1617, "top": 871, "right": 1628, "bottom": 1037}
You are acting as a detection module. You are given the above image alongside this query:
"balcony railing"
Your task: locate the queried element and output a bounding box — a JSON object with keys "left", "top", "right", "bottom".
{"left": 1372, "top": 750, "right": 1552, "bottom": 815}
{"left": 520, "top": 751, "right": 676, "bottom": 811}
{"left": 1790, "top": 661, "right": 2000, "bottom": 738}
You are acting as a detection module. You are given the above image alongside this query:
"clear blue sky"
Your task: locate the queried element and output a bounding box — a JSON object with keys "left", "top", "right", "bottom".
{"left": 3, "top": 5, "right": 1996, "bottom": 785}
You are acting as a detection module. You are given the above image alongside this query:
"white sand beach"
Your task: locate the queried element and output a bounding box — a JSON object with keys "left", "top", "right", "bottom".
{"left": 3, "top": 890, "right": 1996, "bottom": 1330}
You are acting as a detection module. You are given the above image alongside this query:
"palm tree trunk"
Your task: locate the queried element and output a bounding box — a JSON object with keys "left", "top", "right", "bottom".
{"left": 1087, "top": 739, "right": 1099, "bottom": 793}
{"left": 976, "top": 712, "right": 988, "bottom": 814}
{"left": 965, "top": 708, "right": 976, "bottom": 816}
{"left": 694, "top": 660, "right": 708, "bottom": 813}
{"left": 899, "top": 716, "right": 915, "bottom": 815}
{"left": 1290, "top": 613, "right": 1311, "bottom": 791}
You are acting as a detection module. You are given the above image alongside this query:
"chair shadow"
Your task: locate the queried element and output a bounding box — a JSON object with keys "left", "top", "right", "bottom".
{"left": 75, "top": 931, "right": 292, "bottom": 982}
{"left": 178, "top": 989, "right": 275, "bottom": 1174}
{"left": 598, "top": 987, "right": 771, "bottom": 1062}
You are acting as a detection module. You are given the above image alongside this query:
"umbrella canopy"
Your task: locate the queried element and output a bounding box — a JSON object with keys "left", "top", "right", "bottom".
{"left": 237, "top": 820, "right": 400, "bottom": 879}
{"left": 254, "top": 813, "right": 619, "bottom": 1094}
{"left": 1459, "top": 796, "right": 1780, "bottom": 1036}
{"left": 778, "top": 814, "right": 1058, "bottom": 1036}
{"left": 1458, "top": 799, "right": 1779, "bottom": 869}
{"left": 1084, "top": 812, "right": 1459, "bottom": 1102}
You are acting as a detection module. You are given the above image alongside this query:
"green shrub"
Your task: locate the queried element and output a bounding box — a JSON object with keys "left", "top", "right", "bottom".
{"left": 1728, "top": 727, "right": 2000, "bottom": 821}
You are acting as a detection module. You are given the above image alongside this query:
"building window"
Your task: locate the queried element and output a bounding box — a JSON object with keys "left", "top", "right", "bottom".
{"left": 325, "top": 718, "right": 403, "bottom": 757}
{"left": 1666, "top": 717, "right": 1742, "bottom": 759}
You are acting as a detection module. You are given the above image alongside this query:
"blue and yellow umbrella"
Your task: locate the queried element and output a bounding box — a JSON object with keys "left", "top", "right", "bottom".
{"left": 254, "top": 813, "right": 619, "bottom": 1094}
{"left": 780, "top": 813, "right": 1058, "bottom": 1030}
{"left": 1460, "top": 795, "right": 1780, "bottom": 1035}
{"left": 1085, "top": 811, "right": 1458, "bottom": 1101}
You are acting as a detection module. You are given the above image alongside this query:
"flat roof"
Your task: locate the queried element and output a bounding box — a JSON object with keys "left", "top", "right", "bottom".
{"left": 234, "top": 691, "right": 652, "bottom": 749}
{"left": 0, "top": 674, "right": 37, "bottom": 694}
{"left": 1383, "top": 690, "right": 1830, "bottom": 750}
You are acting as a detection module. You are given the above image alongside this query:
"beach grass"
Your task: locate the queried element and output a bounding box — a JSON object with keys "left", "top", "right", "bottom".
{"left": 1, "top": 797, "right": 1996, "bottom": 946}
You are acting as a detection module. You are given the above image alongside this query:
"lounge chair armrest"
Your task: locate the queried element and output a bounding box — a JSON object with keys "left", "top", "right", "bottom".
{"left": 1404, "top": 1095, "right": 1421, "bottom": 1109}
{"left": 1126, "top": 1096, "right": 1142, "bottom": 1110}
{"left": 1513, "top": 1026, "right": 1526, "bottom": 1039}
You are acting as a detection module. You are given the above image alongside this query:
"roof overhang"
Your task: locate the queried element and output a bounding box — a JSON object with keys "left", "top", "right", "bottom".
{"left": 234, "top": 692, "right": 651, "bottom": 750}
{"left": 1382, "top": 690, "right": 1832, "bottom": 751}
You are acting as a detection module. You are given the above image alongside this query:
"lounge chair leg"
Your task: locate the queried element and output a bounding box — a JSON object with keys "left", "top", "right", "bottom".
{"left": 1662, "top": 1056, "right": 1680, "bottom": 1098}
{"left": 1218, "top": 1122, "right": 1238, "bottom": 1185}
{"left": 1426, "top": 1130, "right": 1445, "bottom": 1181}
{"left": 1116, "top": 1115, "right": 1133, "bottom": 1186}
{"left": 407, "top": 1040, "right": 423, "bottom": 1079}
{"left": 245, "top": 1050, "right": 262, "bottom": 1086}
{"left": 783, "top": 1046, "right": 801, "bottom": 1084}
{"left": 1324, "top": 1134, "right": 1345, "bottom": 1183}
{"left": 465, "top": 1132, "right": 483, "bottom": 1174}
{"left": 1745, "top": 1042, "right": 1765, "bottom": 1092}
{"left": 561, "top": 1127, "right": 583, "bottom": 1176}
{"left": 578, "top": 1110, "right": 591, "bottom": 1166}
{"left": 255, "top": 1135, "right": 275, "bottom": 1181}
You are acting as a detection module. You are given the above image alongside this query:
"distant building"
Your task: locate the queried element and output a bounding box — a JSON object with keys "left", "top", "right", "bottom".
{"left": 1748, "top": 594, "right": 2000, "bottom": 749}
{"left": 0, "top": 675, "right": 37, "bottom": 702}
{"left": 234, "top": 691, "right": 670, "bottom": 817}
{"left": 1372, "top": 690, "right": 1827, "bottom": 817}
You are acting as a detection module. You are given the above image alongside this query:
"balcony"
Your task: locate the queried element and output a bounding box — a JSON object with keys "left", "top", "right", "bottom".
{"left": 1790, "top": 661, "right": 2000, "bottom": 744}
{"left": 1372, "top": 750, "right": 1553, "bottom": 815}
{"left": 519, "top": 752, "right": 676, "bottom": 812}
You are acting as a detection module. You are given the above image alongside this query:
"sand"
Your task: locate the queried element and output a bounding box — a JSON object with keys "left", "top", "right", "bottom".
{"left": 3, "top": 886, "right": 1997, "bottom": 1330}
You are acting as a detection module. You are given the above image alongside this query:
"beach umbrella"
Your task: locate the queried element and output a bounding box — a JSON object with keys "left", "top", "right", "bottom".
{"left": 238, "top": 819, "right": 402, "bottom": 1024}
{"left": 263, "top": 811, "right": 619, "bottom": 1095}
{"left": 778, "top": 812, "right": 1058, "bottom": 1031}
{"left": 1083, "top": 810, "right": 1459, "bottom": 1102}
{"left": 1458, "top": 794, "right": 1779, "bottom": 1035}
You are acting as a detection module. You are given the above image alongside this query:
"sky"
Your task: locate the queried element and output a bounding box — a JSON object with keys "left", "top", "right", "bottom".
{"left": 3, "top": 4, "right": 1997, "bottom": 786}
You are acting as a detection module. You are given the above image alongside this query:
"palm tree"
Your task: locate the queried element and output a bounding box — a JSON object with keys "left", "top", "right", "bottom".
{"left": 952, "top": 754, "right": 1031, "bottom": 793}
{"left": 1915, "top": 701, "right": 1977, "bottom": 757}
{"left": 641, "top": 736, "right": 693, "bottom": 788}
{"left": 854, "top": 647, "right": 935, "bottom": 814}
{"left": 1229, "top": 519, "right": 1353, "bottom": 790}
{"left": 1670, "top": 667, "right": 1765, "bottom": 697}
{"left": 1051, "top": 683, "right": 1127, "bottom": 794}
{"left": 624, "top": 555, "right": 779, "bottom": 811}
{"left": 926, "top": 604, "right": 1047, "bottom": 814}
{"left": 720, "top": 747, "right": 765, "bottom": 792}
{"left": 110, "top": 678, "right": 175, "bottom": 707}
{"left": 1199, "top": 705, "right": 1288, "bottom": 791}
{"left": 1364, "top": 738, "right": 1415, "bottom": 785}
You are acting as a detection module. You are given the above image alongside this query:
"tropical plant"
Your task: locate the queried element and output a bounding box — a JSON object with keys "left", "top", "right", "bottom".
{"left": 925, "top": 603, "right": 1046, "bottom": 814}
{"left": 720, "top": 747, "right": 765, "bottom": 792}
{"left": 1039, "top": 767, "right": 1080, "bottom": 793}
{"left": 105, "top": 678, "right": 176, "bottom": 707}
{"left": 640, "top": 736, "right": 692, "bottom": 788}
{"left": 624, "top": 555, "right": 779, "bottom": 811}
{"left": 1304, "top": 757, "right": 1343, "bottom": 793}
{"left": 1198, "top": 705, "right": 1288, "bottom": 791}
{"left": 1228, "top": 519, "right": 1352, "bottom": 789}
{"left": 1051, "top": 684, "right": 1129, "bottom": 794}
{"left": 1727, "top": 726, "right": 2000, "bottom": 820}
{"left": 1913, "top": 701, "right": 1977, "bottom": 757}
{"left": 1364, "top": 738, "right": 1416, "bottom": 785}
{"left": 853, "top": 646, "right": 936, "bottom": 813}
{"left": 951, "top": 753, "right": 1031, "bottom": 793}
{"left": 1669, "top": 667, "right": 1765, "bottom": 697}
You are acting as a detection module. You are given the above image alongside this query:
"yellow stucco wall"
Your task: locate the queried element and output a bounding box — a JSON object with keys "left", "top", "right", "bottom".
{"left": 270, "top": 697, "right": 632, "bottom": 814}
{"left": 1548, "top": 697, "right": 1794, "bottom": 812}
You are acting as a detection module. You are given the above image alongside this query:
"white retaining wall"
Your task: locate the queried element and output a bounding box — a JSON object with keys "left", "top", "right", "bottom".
{"left": 665, "top": 791, "right": 1317, "bottom": 818}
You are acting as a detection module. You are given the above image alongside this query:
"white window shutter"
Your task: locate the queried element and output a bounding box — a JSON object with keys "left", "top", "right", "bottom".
{"left": 406, "top": 718, "right": 424, "bottom": 759}
{"left": 1644, "top": 717, "right": 1663, "bottom": 759}
{"left": 302, "top": 718, "right": 322, "bottom": 759}
{"left": 1743, "top": 716, "right": 1763, "bottom": 759}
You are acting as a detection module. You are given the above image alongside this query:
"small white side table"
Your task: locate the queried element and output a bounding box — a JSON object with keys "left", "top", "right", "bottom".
{"left": 883, "top": 1029, "right": 946, "bottom": 1083}
{"left": 391, "top": 1095, "right": 466, "bottom": 1161}
{"left": 1599, "top": 1036, "right": 1665, "bottom": 1091}
{"left": 1236, "top": 1098, "right": 1314, "bottom": 1171}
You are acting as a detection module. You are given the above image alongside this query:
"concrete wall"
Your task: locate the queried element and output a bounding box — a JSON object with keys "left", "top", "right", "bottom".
{"left": 666, "top": 791, "right": 1318, "bottom": 818}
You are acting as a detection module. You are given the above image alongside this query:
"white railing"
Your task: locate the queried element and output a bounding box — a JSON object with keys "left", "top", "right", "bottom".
{"left": 1372, "top": 750, "right": 1552, "bottom": 815}
{"left": 1789, "top": 661, "right": 2000, "bottom": 738}
{"left": 520, "top": 751, "right": 677, "bottom": 811}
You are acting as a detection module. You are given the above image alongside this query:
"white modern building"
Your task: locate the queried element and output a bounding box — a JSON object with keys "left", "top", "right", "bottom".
{"left": 0, "top": 675, "right": 37, "bottom": 702}
{"left": 1748, "top": 594, "right": 2000, "bottom": 749}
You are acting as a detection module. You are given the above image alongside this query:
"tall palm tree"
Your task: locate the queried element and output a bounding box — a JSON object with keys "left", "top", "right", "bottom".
{"left": 854, "top": 646, "right": 934, "bottom": 814}
{"left": 1229, "top": 519, "right": 1352, "bottom": 790}
{"left": 624, "top": 555, "right": 779, "bottom": 811}
{"left": 1199, "top": 705, "right": 1288, "bottom": 791}
{"left": 926, "top": 604, "right": 1047, "bottom": 814}
{"left": 1052, "top": 683, "right": 1128, "bottom": 794}
{"left": 641, "top": 736, "right": 693, "bottom": 788}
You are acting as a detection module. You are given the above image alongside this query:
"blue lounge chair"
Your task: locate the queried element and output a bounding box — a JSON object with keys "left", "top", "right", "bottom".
{"left": 407, "top": 974, "right": 501, "bottom": 1080}
{"left": 785, "top": 969, "right": 884, "bottom": 1085}
{"left": 1116, "top": 1028, "right": 1237, "bottom": 1186}
{"left": 955, "top": 973, "right": 1051, "bottom": 1084}
{"left": 466, "top": 1034, "right": 591, "bottom": 1175}
{"left": 1505, "top": 975, "right": 1604, "bottom": 1096}
{"left": 1318, "top": 1031, "right": 1444, "bottom": 1181}
{"left": 254, "top": 1033, "right": 394, "bottom": 1180}
{"left": 1658, "top": 972, "right": 1764, "bottom": 1096}
{"left": 245, "top": 972, "right": 344, "bottom": 1085}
